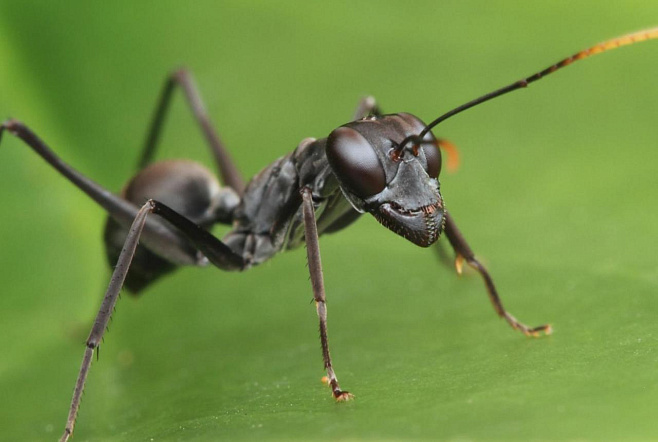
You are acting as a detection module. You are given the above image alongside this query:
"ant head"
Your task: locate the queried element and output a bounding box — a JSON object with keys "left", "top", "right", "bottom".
{"left": 325, "top": 27, "right": 658, "bottom": 246}
{"left": 326, "top": 113, "right": 444, "bottom": 247}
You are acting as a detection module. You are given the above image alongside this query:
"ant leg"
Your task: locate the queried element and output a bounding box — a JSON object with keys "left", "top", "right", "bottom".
{"left": 0, "top": 120, "right": 202, "bottom": 266}
{"left": 138, "top": 68, "right": 245, "bottom": 194}
{"left": 443, "top": 211, "right": 552, "bottom": 337}
{"left": 149, "top": 200, "right": 245, "bottom": 270}
{"left": 60, "top": 200, "right": 246, "bottom": 441}
{"left": 301, "top": 187, "right": 353, "bottom": 401}
{"left": 3, "top": 121, "right": 247, "bottom": 438}
{"left": 352, "top": 96, "right": 382, "bottom": 120}
{"left": 60, "top": 201, "right": 153, "bottom": 442}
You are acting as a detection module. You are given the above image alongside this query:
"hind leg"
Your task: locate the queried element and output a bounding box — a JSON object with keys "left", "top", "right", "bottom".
{"left": 137, "top": 68, "right": 245, "bottom": 193}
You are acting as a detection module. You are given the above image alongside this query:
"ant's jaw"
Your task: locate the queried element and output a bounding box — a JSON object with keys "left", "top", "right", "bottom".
{"left": 372, "top": 200, "right": 445, "bottom": 247}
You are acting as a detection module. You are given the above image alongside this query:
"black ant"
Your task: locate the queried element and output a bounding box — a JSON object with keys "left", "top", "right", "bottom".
{"left": 1, "top": 27, "right": 656, "bottom": 441}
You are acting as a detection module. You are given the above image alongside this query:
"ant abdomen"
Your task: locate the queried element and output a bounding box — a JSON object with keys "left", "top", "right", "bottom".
{"left": 103, "top": 159, "right": 239, "bottom": 293}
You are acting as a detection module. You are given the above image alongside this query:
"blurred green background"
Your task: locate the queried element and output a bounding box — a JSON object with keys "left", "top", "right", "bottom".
{"left": 1, "top": 1, "right": 657, "bottom": 441}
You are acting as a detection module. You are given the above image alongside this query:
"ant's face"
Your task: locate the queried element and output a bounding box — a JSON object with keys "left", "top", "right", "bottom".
{"left": 326, "top": 113, "right": 444, "bottom": 247}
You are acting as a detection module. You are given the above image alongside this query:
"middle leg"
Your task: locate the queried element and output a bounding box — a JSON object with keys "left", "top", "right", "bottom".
{"left": 60, "top": 199, "right": 246, "bottom": 441}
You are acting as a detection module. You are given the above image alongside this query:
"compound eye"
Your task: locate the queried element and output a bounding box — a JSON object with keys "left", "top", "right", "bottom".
{"left": 326, "top": 126, "right": 386, "bottom": 198}
{"left": 421, "top": 140, "right": 442, "bottom": 178}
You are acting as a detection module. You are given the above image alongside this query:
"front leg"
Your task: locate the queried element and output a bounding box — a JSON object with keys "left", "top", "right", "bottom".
{"left": 300, "top": 187, "right": 353, "bottom": 401}
{"left": 443, "top": 211, "right": 552, "bottom": 337}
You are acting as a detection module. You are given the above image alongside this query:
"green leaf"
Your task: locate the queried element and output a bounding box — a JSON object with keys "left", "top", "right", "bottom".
{"left": 1, "top": 2, "right": 657, "bottom": 441}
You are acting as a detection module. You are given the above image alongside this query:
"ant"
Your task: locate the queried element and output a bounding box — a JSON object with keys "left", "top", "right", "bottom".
{"left": 1, "top": 27, "right": 656, "bottom": 441}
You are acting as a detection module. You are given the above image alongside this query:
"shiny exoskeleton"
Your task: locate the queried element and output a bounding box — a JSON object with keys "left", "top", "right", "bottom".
{"left": 1, "top": 26, "right": 656, "bottom": 442}
{"left": 105, "top": 112, "right": 445, "bottom": 293}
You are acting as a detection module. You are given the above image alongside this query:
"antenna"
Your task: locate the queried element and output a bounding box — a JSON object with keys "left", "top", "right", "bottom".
{"left": 397, "top": 27, "right": 658, "bottom": 152}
